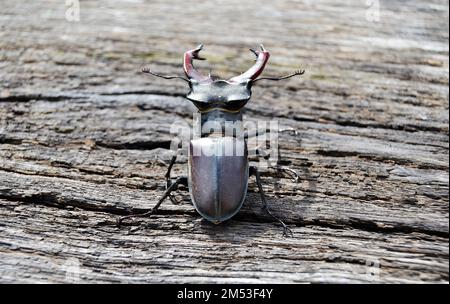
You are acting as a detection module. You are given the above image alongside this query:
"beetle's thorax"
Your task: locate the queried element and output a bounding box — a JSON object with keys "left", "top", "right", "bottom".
{"left": 194, "top": 110, "right": 244, "bottom": 138}
{"left": 187, "top": 79, "right": 252, "bottom": 113}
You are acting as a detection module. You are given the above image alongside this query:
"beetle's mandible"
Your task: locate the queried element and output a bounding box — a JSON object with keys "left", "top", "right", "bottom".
{"left": 117, "top": 44, "right": 304, "bottom": 236}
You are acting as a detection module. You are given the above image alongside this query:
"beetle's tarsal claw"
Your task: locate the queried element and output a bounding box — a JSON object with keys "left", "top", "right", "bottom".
{"left": 282, "top": 226, "right": 294, "bottom": 237}
{"left": 276, "top": 166, "right": 299, "bottom": 183}
{"left": 168, "top": 192, "right": 181, "bottom": 205}
{"left": 280, "top": 127, "right": 298, "bottom": 136}
{"left": 290, "top": 170, "right": 300, "bottom": 183}
{"left": 128, "top": 226, "right": 141, "bottom": 234}
{"left": 116, "top": 214, "right": 132, "bottom": 228}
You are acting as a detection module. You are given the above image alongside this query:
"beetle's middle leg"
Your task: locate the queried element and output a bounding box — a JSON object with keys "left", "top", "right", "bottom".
{"left": 246, "top": 127, "right": 299, "bottom": 182}
{"left": 244, "top": 127, "right": 296, "bottom": 139}
{"left": 116, "top": 176, "right": 188, "bottom": 229}
{"left": 249, "top": 166, "right": 293, "bottom": 237}
{"left": 251, "top": 148, "right": 300, "bottom": 182}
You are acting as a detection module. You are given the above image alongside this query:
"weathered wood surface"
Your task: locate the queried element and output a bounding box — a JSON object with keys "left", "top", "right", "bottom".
{"left": 0, "top": 0, "right": 448, "bottom": 283}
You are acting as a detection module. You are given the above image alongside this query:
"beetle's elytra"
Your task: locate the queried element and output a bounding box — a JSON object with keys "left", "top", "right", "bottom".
{"left": 118, "top": 45, "right": 304, "bottom": 236}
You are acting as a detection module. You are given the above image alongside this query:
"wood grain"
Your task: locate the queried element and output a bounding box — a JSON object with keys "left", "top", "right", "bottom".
{"left": 0, "top": 0, "right": 448, "bottom": 283}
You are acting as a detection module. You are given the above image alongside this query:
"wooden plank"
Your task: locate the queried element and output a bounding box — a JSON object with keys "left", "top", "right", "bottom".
{"left": 0, "top": 0, "right": 448, "bottom": 283}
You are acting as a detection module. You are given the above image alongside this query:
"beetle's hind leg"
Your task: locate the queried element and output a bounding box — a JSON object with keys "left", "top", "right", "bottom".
{"left": 165, "top": 149, "right": 183, "bottom": 205}
{"left": 116, "top": 176, "right": 188, "bottom": 229}
{"left": 249, "top": 166, "right": 293, "bottom": 237}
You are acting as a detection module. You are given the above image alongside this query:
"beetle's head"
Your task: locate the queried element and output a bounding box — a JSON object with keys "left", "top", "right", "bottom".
{"left": 182, "top": 44, "right": 270, "bottom": 113}
{"left": 142, "top": 44, "right": 304, "bottom": 113}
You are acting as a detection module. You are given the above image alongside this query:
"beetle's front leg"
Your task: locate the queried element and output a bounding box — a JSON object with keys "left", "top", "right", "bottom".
{"left": 116, "top": 176, "right": 188, "bottom": 229}
{"left": 249, "top": 166, "right": 293, "bottom": 237}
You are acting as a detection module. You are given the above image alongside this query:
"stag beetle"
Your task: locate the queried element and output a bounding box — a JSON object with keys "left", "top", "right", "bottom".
{"left": 117, "top": 45, "right": 304, "bottom": 236}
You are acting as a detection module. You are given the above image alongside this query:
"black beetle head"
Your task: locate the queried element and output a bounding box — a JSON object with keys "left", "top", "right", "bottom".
{"left": 186, "top": 79, "right": 252, "bottom": 113}
{"left": 183, "top": 45, "right": 269, "bottom": 113}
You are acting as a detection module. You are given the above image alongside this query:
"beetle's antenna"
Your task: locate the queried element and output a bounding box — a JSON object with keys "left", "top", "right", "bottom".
{"left": 141, "top": 66, "right": 190, "bottom": 82}
{"left": 252, "top": 69, "right": 305, "bottom": 83}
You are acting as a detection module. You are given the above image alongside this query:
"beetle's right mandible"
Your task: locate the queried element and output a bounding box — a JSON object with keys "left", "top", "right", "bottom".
{"left": 183, "top": 44, "right": 213, "bottom": 83}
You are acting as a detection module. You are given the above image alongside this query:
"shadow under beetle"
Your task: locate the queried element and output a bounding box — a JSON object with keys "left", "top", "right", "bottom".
{"left": 117, "top": 44, "right": 304, "bottom": 236}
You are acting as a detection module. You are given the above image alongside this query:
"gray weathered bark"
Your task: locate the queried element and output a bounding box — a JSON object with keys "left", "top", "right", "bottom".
{"left": 0, "top": 0, "right": 448, "bottom": 283}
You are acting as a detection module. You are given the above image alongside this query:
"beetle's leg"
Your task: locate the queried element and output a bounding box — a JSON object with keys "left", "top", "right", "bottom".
{"left": 274, "top": 166, "right": 300, "bottom": 183}
{"left": 249, "top": 166, "right": 293, "bottom": 237}
{"left": 165, "top": 149, "right": 182, "bottom": 205}
{"left": 249, "top": 147, "right": 300, "bottom": 183}
{"left": 261, "top": 163, "right": 299, "bottom": 183}
{"left": 244, "top": 127, "right": 296, "bottom": 139}
{"left": 149, "top": 149, "right": 183, "bottom": 204}
{"left": 116, "top": 176, "right": 188, "bottom": 228}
